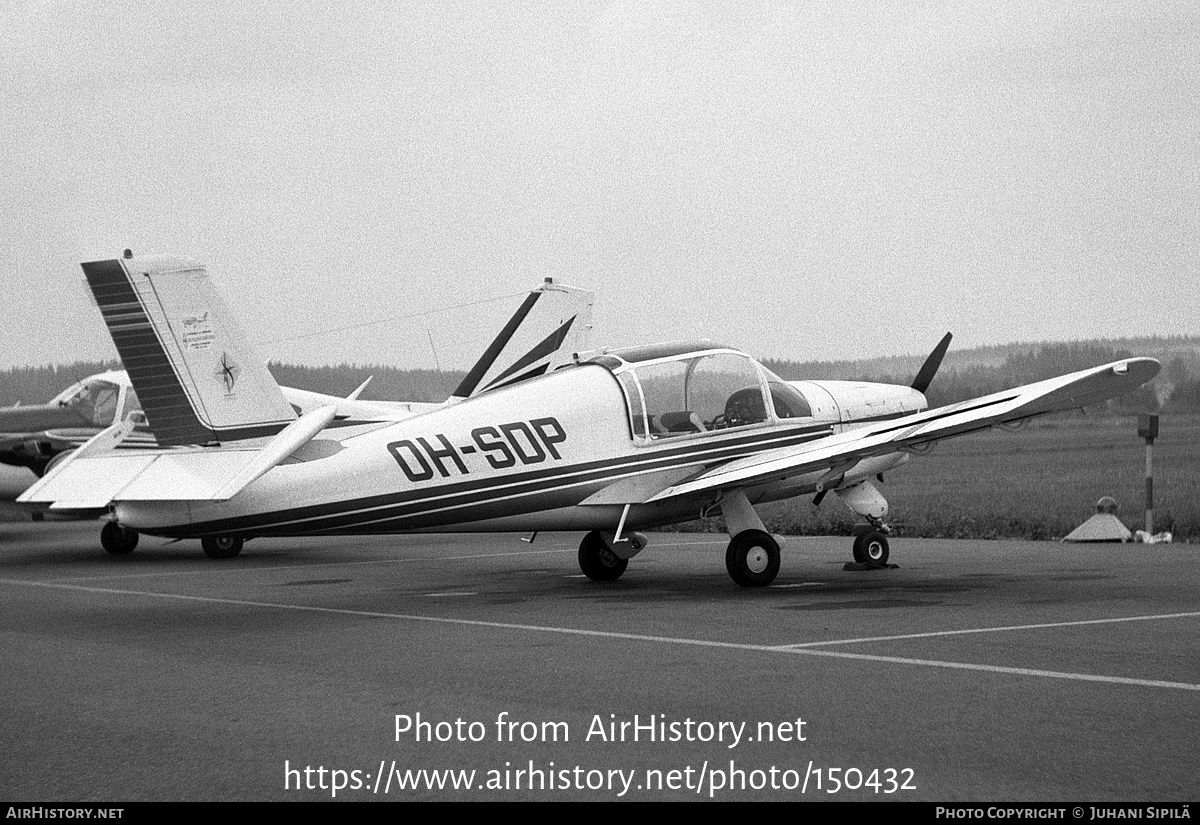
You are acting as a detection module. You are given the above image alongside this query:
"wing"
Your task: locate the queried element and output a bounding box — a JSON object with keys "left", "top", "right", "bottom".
{"left": 450, "top": 280, "right": 593, "bottom": 399}
{"left": 646, "top": 358, "right": 1160, "bottom": 504}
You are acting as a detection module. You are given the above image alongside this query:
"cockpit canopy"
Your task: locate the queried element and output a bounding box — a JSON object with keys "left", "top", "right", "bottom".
{"left": 49, "top": 372, "right": 139, "bottom": 427}
{"left": 587, "top": 343, "right": 813, "bottom": 440}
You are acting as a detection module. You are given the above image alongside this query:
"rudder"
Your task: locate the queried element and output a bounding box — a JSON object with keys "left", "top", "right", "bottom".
{"left": 82, "top": 254, "right": 296, "bottom": 446}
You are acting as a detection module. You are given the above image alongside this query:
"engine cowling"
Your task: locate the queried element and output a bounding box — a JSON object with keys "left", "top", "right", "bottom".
{"left": 790, "top": 380, "right": 927, "bottom": 426}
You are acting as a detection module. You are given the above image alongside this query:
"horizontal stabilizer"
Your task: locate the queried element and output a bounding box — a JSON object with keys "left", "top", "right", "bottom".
{"left": 19, "top": 405, "right": 338, "bottom": 508}
{"left": 20, "top": 450, "right": 253, "bottom": 509}
{"left": 210, "top": 405, "right": 337, "bottom": 499}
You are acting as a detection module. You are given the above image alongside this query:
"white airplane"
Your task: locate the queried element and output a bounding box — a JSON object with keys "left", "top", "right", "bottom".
{"left": 21, "top": 254, "right": 1159, "bottom": 586}
{"left": 0, "top": 272, "right": 591, "bottom": 481}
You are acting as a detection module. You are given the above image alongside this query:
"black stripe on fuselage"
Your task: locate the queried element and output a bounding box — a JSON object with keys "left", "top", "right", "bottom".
{"left": 153, "top": 423, "right": 836, "bottom": 537}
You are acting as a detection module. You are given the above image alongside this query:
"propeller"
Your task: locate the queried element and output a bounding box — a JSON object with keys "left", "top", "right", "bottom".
{"left": 813, "top": 333, "right": 952, "bottom": 508}
{"left": 911, "top": 332, "right": 953, "bottom": 394}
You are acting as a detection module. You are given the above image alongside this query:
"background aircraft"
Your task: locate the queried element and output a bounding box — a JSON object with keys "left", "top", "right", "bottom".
{"left": 21, "top": 254, "right": 1158, "bottom": 586}
{"left": 0, "top": 272, "right": 591, "bottom": 490}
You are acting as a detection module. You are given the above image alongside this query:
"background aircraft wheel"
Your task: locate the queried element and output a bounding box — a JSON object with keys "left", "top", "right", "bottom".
{"left": 852, "top": 531, "right": 890, "bottom": 565}
{"left": 202, "top": 536, "right": 244, "bottom": 559}
{"left": 725, "top": 529, "right": 780, "bottom": 587}
{"left": 100, "top": 522, "right": 138, "bottom": 556}
{"left": 578, "top": 530, "right": 628, "bottom": 582}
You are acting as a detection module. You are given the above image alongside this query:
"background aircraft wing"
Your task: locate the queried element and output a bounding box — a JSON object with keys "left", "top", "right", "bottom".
{"left": 647, "top": 357, "right": 1160, "bottom": 504}
{"left": 451, "top": 280, "right": 593, "bottom": 399}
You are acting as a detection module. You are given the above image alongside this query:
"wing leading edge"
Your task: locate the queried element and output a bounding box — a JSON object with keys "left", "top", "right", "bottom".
{"left": 646, "top": 358, "right": 1161, "bottom": 505}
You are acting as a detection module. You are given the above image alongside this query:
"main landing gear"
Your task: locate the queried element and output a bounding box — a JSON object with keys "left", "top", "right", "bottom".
{"left": 725, "top": 529, "right": 780, "bottom": 588}
{"left": 201, "top": 536, "right": 245, "bottom": 559}
{"left": 719, "top": 490, "right": 781, "bottom": 587}
{"left": 575, "top": 492, "right": 786, "bottom": 587}
{"left": 577, "top": 529, "right": 647, "bottom": 582}
{"left": 95, "top": 523, "right": 245, "bottom": 560}
{"left": 100, "top": 521, "right": 139, "bottom": 556}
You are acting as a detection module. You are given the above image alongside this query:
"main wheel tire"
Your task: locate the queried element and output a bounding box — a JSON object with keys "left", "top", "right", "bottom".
{"left": 202, "top": 536, "right": 244, "bottom": 559}
{"left": 578, "top": 530, "right": 628, "bottom": 582}
{"left": 100, "top": 521, "right": 138, "bottom": 556}
{"left": 725, "top": 529, "right": 781, "bottom": 587}
{"left": 852, "top": 531, "right": 890, "bottom": 565}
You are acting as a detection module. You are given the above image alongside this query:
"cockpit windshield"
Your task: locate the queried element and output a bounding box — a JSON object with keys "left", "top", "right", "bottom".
{"left": 51, "top": 378, "right": 121, "bottom": 426}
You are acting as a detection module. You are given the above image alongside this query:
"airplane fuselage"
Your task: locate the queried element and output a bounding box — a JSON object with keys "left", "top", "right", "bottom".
{"left": 115, "top": 360, "right": 924, "bottom": 539}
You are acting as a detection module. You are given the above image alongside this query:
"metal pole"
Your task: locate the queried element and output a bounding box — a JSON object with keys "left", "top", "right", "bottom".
{"left": 1144, "top": 437, "right": 1153, "bottom": 535}
{"left": 1138, "top": 414, "right": 1158, "bottom": 537}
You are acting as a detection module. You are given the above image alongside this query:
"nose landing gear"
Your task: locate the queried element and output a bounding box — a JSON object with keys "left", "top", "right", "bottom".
{"left": 852, "top": 529, "right": 890, "bottom": 565}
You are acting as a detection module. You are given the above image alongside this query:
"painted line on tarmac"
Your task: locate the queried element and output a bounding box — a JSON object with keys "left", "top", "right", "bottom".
{"left": 53, "top": 548, "right": 575, "bottom": 584}
{"left": 4, "top": 577, "right": 1199, "bottom": 693}
{"left": 775, "top": 612, "right": 1200, "bottom": 648}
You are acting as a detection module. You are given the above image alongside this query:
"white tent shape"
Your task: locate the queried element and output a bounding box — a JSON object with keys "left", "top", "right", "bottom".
{"left": 1063, "top": 496, "right": 1132, "bottom": 543}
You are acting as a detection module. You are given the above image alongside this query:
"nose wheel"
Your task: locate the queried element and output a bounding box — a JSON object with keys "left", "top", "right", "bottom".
{"left": 852, "top": 530, "right": 890, "bottom": 565}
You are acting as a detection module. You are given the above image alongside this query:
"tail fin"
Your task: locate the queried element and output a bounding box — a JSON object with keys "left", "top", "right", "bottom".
{"left": 82, "top": 254, "right": 296, "bottom": 446}
{"left": 451, "top": 278, "right": 593, "bottom": 399}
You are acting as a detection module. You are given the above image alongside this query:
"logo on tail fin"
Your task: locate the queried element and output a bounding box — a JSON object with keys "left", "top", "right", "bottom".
{"left": 182, "top": 313, "right": 216, "bottom": 350}
{"left": 215, "top": 352, "right": 240, "bottom": 394}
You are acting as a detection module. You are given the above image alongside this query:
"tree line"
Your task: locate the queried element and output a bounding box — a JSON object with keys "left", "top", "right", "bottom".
{"left": 3, "top": 339, "right": 1199, "bottom": 414}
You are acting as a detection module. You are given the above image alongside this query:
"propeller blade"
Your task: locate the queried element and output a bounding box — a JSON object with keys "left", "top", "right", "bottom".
{"left": 911, "top": 332, "right": 953, "bottom": 394}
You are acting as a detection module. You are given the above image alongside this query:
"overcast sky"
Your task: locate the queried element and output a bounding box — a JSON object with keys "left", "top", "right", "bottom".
{"left": 2, "top": 1, "right": 1197, "bottom": 371}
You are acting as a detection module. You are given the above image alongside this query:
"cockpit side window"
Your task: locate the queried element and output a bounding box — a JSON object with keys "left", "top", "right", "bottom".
{"left": 768, "top": 382, "right": 813, "bottom": 419}
{"left": 686, "top": 353, "right": 768, "bottom": 430}
{"left": 633, "top": 360, "right": 697, "bottom": 436}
